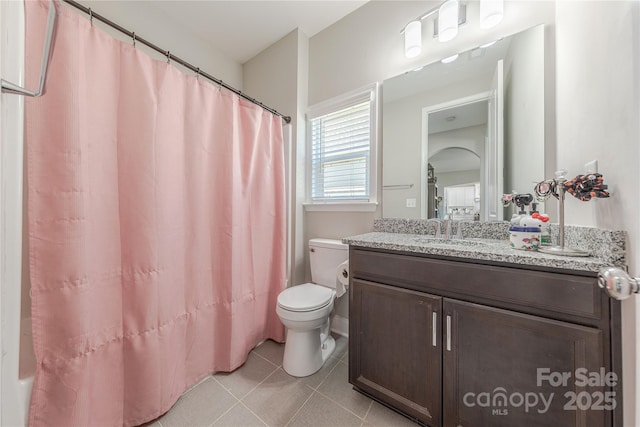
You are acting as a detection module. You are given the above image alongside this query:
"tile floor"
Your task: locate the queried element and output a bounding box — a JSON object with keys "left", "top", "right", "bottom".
{"left": 143, "top": 335, "right": 418, "bottom": 427}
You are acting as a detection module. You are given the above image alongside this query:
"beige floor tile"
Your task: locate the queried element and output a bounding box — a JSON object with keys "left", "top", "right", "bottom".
{"left": 287, "top": 392, "right": 363, "bottom": 427}
{"left": 365, "top": 401, "right": 419, "bottom": 426}
{"left": 213, "top": 402, "right": 267, "bottom": 426}
{"left": 254, "top": 339, "right": 285, "bottom": 367}
{"left": 158, "top": 377, "right": 238, "bottom": 427}
{"left": 332, "top": 335, "right": 349, "bottom": 359}
{"left": 242, "top": 368, "right": 313, "bottom": 426}
{"left": 150, "top": 338, "right": 385, "bottom": 427}
{"left": 317, "top": 361, "right": 372, "bottom": 418}
{"left": 299, "top": 354, "right": 342, "bottom": 390}
{"left": 215, "top": 353, "right": 279, "bottom": 399}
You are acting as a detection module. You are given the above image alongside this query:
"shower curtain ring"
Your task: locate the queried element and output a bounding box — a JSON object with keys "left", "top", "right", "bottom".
{"left": 88, "top": 8, "right": 93, "bottom": 25}
{"left": 195, "top": 67, "right": 200, "bottom": 79}
{"left": 166, "top": 51, "right": 171, "bottom": 63}
{"left": 132, "top": 32, "right": 136, "bottom": 47}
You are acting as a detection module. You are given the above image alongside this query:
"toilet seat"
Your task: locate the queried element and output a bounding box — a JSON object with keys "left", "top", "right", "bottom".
{"left": 277, "top": 283, "right": 334, "bottom": 312}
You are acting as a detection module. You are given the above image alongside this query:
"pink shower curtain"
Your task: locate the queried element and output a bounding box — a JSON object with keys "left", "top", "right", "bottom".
{"left": 24, "top": 1, "right": 286, "bottom": 426}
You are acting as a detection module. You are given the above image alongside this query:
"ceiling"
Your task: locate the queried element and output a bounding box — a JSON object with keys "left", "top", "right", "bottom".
{"left": 144, "top": 1, "right": 369, "bottom": 63}
{"left": 428, "top": 100, "right": 488, "bottom": 134}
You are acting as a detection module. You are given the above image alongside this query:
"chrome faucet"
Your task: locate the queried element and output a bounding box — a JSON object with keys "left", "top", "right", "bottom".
{"left": 434, "top": 220, "right": 443, "bottom": 238}
{"left": 433, "top": 219, "right": 463, "bottom": 240}
{"left": 434, "top": 220, "right": 462, "bottom": 240}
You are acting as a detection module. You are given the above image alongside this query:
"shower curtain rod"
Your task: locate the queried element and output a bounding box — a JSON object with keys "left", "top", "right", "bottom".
{"left": 61, "top": 0, "right": 292, "bottom": 124}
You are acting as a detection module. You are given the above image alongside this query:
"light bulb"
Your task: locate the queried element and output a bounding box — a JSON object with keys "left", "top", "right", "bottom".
{"left": 480, "top": 0, "right": 504, "bottom": 29}
{"left": 438, "top": 0, "right": 459, "bottom": 42}
{"left": 404, "top": 20, "right": 422, "bottom": 58}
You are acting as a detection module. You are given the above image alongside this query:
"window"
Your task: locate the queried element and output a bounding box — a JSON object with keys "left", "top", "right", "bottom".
{"left": 306, "top": 84, "right": 378, "bottom": 211}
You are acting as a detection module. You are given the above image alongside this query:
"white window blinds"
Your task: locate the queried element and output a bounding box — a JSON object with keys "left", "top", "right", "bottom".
{"left": 309, "top": 94, "right": 373, "bottom": 202}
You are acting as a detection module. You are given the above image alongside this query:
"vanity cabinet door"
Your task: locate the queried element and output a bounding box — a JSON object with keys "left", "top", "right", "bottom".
{"left": 443, "top": 299, "right": 609, "bottom": 427}
{"left": 350, "top": 279, "right": 442, "bottom": 426}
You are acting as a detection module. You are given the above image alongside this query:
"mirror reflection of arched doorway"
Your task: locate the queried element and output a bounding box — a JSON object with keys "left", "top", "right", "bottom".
{"left": 422, "top": 94, "right": 489, "bottom": 220}
{"left": 428, "top": 147, "right": 480, "bottom": 220}
{"left": 421, "top": 60, "right": 504, "bottom": 221}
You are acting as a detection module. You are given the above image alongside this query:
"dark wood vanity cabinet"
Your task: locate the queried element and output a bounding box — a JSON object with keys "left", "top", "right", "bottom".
{"left": 351, "top": 279, "right": 442, "bottom": 425}
{"left": 443, "top": 299, "right": 606, "bottom": 427}
{"left": 348, "top": 248, "right": 621, "bottom": 427}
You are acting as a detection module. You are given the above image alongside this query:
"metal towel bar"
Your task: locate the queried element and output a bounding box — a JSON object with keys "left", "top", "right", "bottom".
{"left": 1, "top": 0, "right": 56, "bottom": 97}
{"left": 383, "top": 184, "right": 414, "bottom": 190}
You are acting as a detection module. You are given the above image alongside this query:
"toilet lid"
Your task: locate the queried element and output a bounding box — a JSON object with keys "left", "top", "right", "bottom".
{"left": 278, "top": 283, "right": 334, "bottom": 312}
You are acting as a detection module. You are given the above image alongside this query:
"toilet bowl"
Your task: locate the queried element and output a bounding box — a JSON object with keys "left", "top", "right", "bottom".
{"left": 276, "top": 239, "right": 348, "bottom": 377}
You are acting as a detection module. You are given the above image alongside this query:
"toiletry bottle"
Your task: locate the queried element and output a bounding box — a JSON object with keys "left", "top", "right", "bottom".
{"left": 520, "top": 215, "right": 540, "bottom": 228}
{"left": 532, "top": 212, "right": 551, "bottom": 244}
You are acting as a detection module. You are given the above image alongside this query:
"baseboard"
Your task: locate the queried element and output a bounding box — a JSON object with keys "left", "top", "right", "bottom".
{"left": 330, "top": 314, "right": 349, "bottom": 338}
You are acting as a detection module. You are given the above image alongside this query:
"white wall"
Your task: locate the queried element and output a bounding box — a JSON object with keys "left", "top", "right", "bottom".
{"left": 439, "top": 171, "right": 481, "bottom": 193}
{"left": 555, "top": 2, "right": 640, "bottom": 426}
{"left": 74, "top": 1, "right": 243, "bottom": 88}
{"left": 503, "top": 24, "right": 545, "bottom": 196}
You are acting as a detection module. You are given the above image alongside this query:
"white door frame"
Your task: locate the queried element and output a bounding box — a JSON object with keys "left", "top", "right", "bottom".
{"left": 420, "top": 91, "right": 490, "bottom": 220}
{"left": 485, "top": 59, "right": 504, "bottom": 221}
{"left": 1, "top": 1, "right": 29, "bottom": 426}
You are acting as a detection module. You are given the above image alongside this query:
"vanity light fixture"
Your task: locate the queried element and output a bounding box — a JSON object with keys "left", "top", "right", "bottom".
{"left": 404, "top": 20, "right": 422, "bottom": 58}
{"left": 480, "top": 0, "right": 504, "bottom": 29}
{"left": 401, "top": 0, "right": 467, "bottom": 58}
{"left": 401, "top": 0, "right": 504, "bottom": 59}
{"left": 441, "top": 54, "right": 459, "bottom": 64}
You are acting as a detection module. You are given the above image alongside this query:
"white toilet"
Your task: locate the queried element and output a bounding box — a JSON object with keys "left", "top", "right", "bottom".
{"left": 276, "top": 238, "right": 348, "bottom": 377}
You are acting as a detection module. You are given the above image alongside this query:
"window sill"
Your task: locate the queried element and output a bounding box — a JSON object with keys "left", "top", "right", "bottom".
{"left": 303, "top": 202, "right": 378, "bottom": 213}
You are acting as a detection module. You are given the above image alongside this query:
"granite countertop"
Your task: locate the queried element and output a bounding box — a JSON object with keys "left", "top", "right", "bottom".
{"left": 342, "top": 231, "right": 623, "bottom": 273}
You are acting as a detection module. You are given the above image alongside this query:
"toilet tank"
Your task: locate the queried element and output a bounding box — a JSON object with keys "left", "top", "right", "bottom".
{"left": 309, "top": 238, "right": 348, "bottom": 289}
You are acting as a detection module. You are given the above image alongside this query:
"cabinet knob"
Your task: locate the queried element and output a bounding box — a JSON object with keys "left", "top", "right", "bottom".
{"left": 598, "top": 267, "right": 640, "bottom": 300}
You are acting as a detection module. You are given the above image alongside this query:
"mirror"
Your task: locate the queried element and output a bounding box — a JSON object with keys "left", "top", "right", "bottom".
{"left": 382, "top": 24, "right": 546, "bottom": 221}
